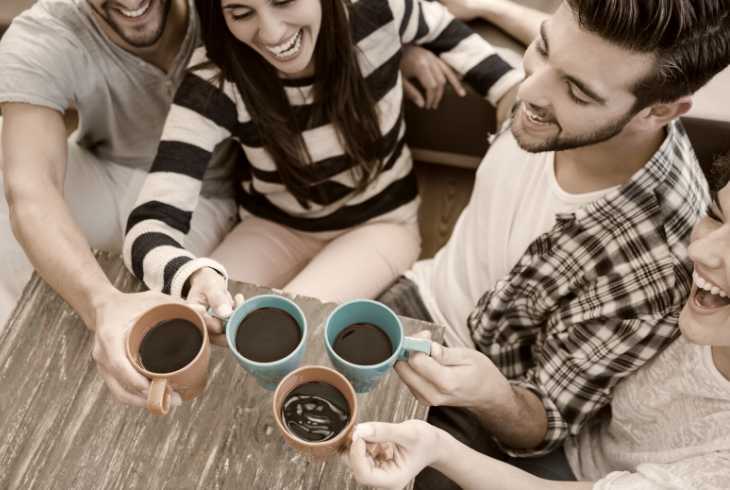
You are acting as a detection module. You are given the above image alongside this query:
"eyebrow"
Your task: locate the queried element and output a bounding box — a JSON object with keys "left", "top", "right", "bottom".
{"left": 539, "top": 21, "right": 608, "bottom": 106}
{"left": 222, "top": 3, "right": 250, "bottom": 9}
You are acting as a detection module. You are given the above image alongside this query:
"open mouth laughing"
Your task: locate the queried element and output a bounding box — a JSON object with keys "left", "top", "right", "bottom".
{"left": 263, "top": 29, "right": 304, "bottom": 61}
{"left": 522, "top": 103, "right": 557, "bottom": 128}
{"left": 115, "top": 0, "right": 153, "bottom": 20}
{"left": 693, "top": 270, "right": 730, "bottom": 310}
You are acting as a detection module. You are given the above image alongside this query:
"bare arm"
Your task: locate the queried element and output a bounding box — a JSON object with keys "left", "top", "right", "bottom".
{"left": 2, "top": 102, "right": 116, "bottom": 327}
{"left": 433, "top": 428, "right": 593, "bottom": 490}
{"left": 2, "top": 102, "right": 183, "bottom": 408}
{"left": 471, "top": 384, "right": 549, "bottom": 449}
{"left": 349, "top": 420, "right": 594, "bottom": 489}
{"left": 442, "top": 0, "right": 550, "bottom": 46}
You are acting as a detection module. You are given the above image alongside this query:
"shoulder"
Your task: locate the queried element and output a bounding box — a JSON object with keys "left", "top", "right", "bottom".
{"left": 2, "top": 0, "right": 88, "bottom": 46}
{"left": 0, "top": 0, "right": 90, "bottom": 66}
{"left": 350, "top": 0, "right": 399, "bottom": 28}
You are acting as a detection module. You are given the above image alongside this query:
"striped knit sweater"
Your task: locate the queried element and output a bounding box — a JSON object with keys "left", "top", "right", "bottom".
{"left": 123, "top": 0, "right": 522, "bottom": 297}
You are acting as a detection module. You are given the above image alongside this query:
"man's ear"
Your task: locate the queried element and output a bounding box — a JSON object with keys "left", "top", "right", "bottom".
{"left": 645, "top": 96, "right": 694, "bottom": 127}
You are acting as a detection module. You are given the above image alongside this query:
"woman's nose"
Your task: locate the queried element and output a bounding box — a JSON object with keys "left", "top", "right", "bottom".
{"left": 688, "top": 224, "right": 728, "bottom": 271}
{"left": 256, "top": 11, "right": 287, "bottom": 45}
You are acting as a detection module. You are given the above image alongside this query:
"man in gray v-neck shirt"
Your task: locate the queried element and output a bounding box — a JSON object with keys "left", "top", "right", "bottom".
{"left": 0, "top": 0, "right": 236, "bottom": 408}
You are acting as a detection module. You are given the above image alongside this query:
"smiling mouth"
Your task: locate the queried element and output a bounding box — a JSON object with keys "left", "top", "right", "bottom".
{"left": 523, "top": 104, "right": 556, "bottom": 127}
{"left": 116, "top": 0, "right": 152, "bottom": 19}
{"left": 264, "top": 29, "right": 303, "bottom": 60}
{"left": 693, "top": 271, "right": 730, "bottom": 310}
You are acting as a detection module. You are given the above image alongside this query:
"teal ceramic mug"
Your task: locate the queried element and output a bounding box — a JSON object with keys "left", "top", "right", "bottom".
{"left": 324, "top": 299, "right": 431, "bottom": 393}
{"left": 223, "top": 294, "right": 308, "bottom": 390}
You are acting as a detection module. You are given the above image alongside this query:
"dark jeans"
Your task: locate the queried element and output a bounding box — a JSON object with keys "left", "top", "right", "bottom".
{"left": 378, "top": 278, "right": 577, "bottom": 488}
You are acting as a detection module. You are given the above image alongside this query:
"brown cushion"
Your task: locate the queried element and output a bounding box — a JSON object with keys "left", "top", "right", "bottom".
{"left": 682, "top": 117, "right": 730, "bottom": 171}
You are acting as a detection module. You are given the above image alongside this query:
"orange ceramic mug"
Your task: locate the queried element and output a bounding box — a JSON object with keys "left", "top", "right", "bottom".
{"left": 273, "top": 365, "right": 358, "bottom": 459}
{"left": 126, "top": 303, "right": 210, "bottom": 415}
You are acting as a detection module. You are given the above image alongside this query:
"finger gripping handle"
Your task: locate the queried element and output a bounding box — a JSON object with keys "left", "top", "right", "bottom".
{"left": 399, "top": 337, "right": 432, "bottom": 360}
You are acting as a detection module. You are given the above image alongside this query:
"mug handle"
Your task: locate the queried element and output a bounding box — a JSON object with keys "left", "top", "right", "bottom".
{"left": 399, "top": 336, "right": 432, "bottom": 360}
{"left": 147, "top": 378, "right": 172, "bottom": 416}
{"left": 207, "top": 307, "right": 230, "bottom": 347}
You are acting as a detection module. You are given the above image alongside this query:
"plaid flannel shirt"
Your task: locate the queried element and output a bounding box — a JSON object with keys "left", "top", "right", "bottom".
{"left": 467, "top": 120, "right": 708, "bottom": 457}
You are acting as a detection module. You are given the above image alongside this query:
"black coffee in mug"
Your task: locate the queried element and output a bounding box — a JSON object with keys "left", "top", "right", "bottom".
{"left": 332, "top": 323, "right": 393, "bottom": 365}
{"left": 139, "top": 319, "right": 203, "bottom": 373}
{"left": 235, "top": 308, "right": 301, "bottom": 363}
{"left": 282, "top": 381, "right": 350, "bottom": 442}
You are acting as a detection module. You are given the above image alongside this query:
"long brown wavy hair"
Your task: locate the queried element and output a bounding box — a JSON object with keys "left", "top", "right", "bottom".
{"left": 195, "top": 0, "right": 384, "bottom": 205}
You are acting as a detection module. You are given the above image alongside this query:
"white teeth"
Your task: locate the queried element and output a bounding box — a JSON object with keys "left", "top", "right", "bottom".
{"left": 524, "top": 105, "right": 550, "bottom": 125}
{"left": 264, "top": 30, "right": 303, "bottom": 59}
{"left": 119, "top": 0, "right": 151, "bottom": 18}
{"left": 693, "top": 271, "right": 729, "bottom": 298}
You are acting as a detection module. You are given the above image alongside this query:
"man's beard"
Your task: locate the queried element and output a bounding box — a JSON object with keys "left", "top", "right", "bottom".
{"left": 96, "top": 0, "right": 172, "bottom": 48}
{"left": 511, "top": 103, "right": 636, "bottom": 153}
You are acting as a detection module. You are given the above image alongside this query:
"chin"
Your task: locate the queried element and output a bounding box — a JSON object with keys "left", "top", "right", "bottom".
{"left": 679, "top": 307, "right": 730, "bottom": 346}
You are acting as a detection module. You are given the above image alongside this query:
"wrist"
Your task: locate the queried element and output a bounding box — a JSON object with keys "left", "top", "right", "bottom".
{"left": 472, "top": 371, "right": 514, "bottom": 414}
{"left": 477, "top": 0, "right": 506, "bottom": 23}
{"left": 430, "top": 427, "right": 461, "bottom": 474}
{"left": 84, "top": 286, "right": 122, "bottom": 332}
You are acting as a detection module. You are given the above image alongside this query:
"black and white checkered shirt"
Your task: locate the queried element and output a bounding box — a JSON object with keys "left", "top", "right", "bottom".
{"left": 467, "top": 120, "right": 708, "bottom": 456}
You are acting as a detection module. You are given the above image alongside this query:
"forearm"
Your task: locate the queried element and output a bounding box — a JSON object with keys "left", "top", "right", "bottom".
{"left": 6, "top": 186, "right": 118, "bottom": 329}
{"left": 471, "top": 385, "right": 549, "bottom": 450}
{"left": 432, "top": 429, "right": 592, "bottom": 490}
{"left": 476, "top": 0, "right": 550, "bottom": 46}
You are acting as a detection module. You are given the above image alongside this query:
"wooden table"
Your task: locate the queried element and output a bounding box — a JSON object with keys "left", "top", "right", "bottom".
{"left": 0, "top": 252, "right": 443, "bottom": 489}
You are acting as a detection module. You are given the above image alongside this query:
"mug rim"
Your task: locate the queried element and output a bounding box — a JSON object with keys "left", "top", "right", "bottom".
{"left": 126, "top": 302, "right": 209, "bottom": 378}
{"left": 324, "top": 299, "right": 404, "bottom": 370}
{"left": 225, "top": 294, "right": 308, "bottom": 368}
{"left": 272, "top": 365, "right": 358, "bottom": 448}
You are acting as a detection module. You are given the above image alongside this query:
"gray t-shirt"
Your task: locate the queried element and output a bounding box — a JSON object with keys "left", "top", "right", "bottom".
{"left": 0, "top": 0, "right": 233, "bottom": 196}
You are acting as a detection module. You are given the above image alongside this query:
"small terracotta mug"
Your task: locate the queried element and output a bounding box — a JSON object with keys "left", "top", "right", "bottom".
{"left": 273, "top": 365, "right": 358, "bottom": 459}
{"left": 126, "top": 303, "right": 210, "bottom": 415}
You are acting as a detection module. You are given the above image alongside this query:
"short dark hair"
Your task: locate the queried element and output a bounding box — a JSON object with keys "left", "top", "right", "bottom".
{"left": 565, "top": 0, "right": 730, "bottom": 110}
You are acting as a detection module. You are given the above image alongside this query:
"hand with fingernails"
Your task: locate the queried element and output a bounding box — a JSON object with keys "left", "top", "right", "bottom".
{"left": 91, "top": 289, "right": 246, "bottom": 410}
{"left": 187, "top": 267, "right": 240, "bottom": 346}
{"left": 348, "top": 420, "right": 443, "bottom": 490}
{"left": 394, "top": 331, "right": 513, "bottom": 409}
{"left": 400, "top": 45, "right": 466, "bottom": 110}
{"left": 91, "top": 290, "right": 190, "bottom": 409}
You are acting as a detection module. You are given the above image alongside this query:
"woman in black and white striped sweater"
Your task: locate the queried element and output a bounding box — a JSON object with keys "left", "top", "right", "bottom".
{"left": 123, "top": 0, "right": 521, "bottom": 319}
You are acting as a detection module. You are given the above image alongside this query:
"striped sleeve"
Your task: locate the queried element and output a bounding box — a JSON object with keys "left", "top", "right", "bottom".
{"left": 390, "top": 0, "right": 523, "bottom": 105}
{"left": 123, "top": 58, "right": 239, "bottom": 297}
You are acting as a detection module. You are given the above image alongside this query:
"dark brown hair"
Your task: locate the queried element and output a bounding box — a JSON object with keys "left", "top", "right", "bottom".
{"left": 196, "top": 0, "right": 383, "bottom": 205}
{"left": 565, "top": 0, "right": 730, "bottom": 110}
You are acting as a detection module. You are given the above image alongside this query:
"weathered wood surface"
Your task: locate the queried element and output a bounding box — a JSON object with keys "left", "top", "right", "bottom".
{"left": 0, "top": 252, "right": 443, "bottom": 490}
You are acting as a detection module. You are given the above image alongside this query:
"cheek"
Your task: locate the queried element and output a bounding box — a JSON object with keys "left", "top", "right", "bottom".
{"left": 225, "top": 21, "right": 254, "bottom": 46}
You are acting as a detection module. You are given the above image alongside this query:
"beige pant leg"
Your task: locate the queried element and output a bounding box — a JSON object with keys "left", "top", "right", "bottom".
{"left": 285, "top": 221, "right": 421, "bottom": 302}
{"left": 210, "top": 216, "right": 323, "bottom": 288}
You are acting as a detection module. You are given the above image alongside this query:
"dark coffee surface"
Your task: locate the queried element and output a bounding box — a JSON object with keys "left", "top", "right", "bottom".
{"left": 282, "top": 382, "right": 350, "bottom": 442}
{"left": 333, "top": 323, "right": 393, "bottom": 365}
{"left": 139, "top": 319, "right": 203, "bottom": 374}
{"left": 235, "top": 308, "right": 301, "bottom": 363}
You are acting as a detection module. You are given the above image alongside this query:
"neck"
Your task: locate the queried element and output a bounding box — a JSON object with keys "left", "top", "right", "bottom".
{"left": 554, "top": 125, "right": 667, "bottom": 194}
{"left": 712, "top": 346, "right": 730, "bottom": 382}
